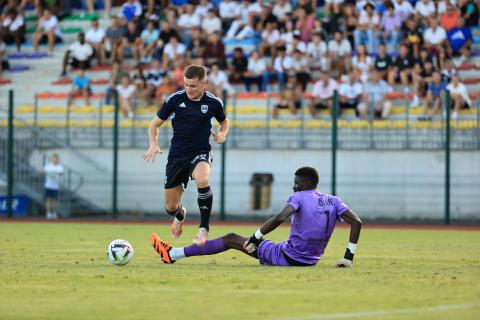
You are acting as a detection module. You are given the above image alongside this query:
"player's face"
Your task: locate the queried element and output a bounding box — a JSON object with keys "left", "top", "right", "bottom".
{"left": 184, "top": 77, "right": 206, "bottom": 101}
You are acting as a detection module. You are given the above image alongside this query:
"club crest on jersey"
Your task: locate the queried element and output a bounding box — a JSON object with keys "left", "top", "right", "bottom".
{"left": 201, "top": 105, "right": 208, "bottom": 113}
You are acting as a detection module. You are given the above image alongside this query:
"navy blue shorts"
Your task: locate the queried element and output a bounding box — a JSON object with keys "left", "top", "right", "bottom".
{"left": 45, "top": 188, "right": 59, "bottom": 199}
{"left": 164, "top": 152, "right": 213, "bottom": 189}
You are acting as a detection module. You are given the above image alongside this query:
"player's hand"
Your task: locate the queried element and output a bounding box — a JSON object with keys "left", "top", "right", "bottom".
{"left": 143, "top": 145, "right": 162, "bottom": 162}
{"left": 243, "top": 234, "right": 262, "bottom": 253}
{"left": 335, "top": 258, "right": 353, "bottom": 268}
{"left": 212, "top": 131, "right": 227, "bottom": 144}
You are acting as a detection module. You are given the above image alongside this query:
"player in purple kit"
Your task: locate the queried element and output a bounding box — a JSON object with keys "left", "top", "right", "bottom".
{"left": 150, "top": 167, "right": 362, "bottom": 267}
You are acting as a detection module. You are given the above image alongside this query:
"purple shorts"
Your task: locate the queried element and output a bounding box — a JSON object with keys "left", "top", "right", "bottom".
{"left": 257, "top": 240, "right": 291, "bottom": 266}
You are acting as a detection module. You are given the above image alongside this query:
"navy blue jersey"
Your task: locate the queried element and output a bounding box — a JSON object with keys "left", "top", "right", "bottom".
{"left": 157, "top": 90, "right": 227, "bottom": 159}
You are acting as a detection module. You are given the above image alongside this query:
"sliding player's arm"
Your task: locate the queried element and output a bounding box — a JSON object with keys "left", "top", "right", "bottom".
{"left": 335, "top": 209, "right": 362, "bottom": 268}
{"left": 143, "top": 115, "right": 165, "bottom": 162}
{"left": 243, "top": 204, "right": 295, "bottom": 253}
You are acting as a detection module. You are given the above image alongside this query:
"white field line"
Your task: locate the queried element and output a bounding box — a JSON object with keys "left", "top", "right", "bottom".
{"left": 277, "top": 303, "right": 480, "bottom": 320}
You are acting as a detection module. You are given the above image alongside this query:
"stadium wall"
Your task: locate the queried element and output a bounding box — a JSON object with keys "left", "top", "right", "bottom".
{"left": 30, "top": 149, "right": 480, "bottom": 220}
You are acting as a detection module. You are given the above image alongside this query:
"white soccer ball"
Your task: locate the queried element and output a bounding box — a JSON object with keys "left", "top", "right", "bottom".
{"left": 107, "top": 239, "right": 134, "bottom": 266}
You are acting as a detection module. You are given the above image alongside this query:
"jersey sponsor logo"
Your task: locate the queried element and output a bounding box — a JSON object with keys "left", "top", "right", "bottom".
{"left": 179, "top": 102, "right": 186, "bottom": 108}
{"left": 201, "top": 104, "right": 208, "bottom": 113}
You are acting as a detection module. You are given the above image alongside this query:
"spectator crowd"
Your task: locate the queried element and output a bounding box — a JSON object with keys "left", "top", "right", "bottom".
{"left": 1, "top": 0, "right": 478, "bottom": 120}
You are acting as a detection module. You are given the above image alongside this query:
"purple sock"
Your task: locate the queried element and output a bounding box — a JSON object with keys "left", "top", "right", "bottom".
{"left": 184, "top": 237, "right": 226, "bottom": 257}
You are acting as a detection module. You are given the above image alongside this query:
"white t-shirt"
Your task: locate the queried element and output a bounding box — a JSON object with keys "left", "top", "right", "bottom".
{"left": 163, "top": 42, "right": 186, "bottom": 60}
{"left": 307, "top": 41, "right": 328, "bottom": 59}
{"left": 328, "top": 39, "right": 352, "bottom": 56}
{"left": 312, "top": 78, "right": 338, "bottom": 99}
{"left": 423, "top": 27, "right": 447, "bottom": 45}
{"left": 69, "top": 42, "right": 93, "bottom": 61}
{"left": 116, "top": 84, "right": 136, "bottom": 100}
{"left": 219, "top": 1, "right": 240, "bottom": 19}
{"left": 261, "top": 29, "right": 280, "bottom": 45}
{"left": 202, "top": 16, "right": 222, "bottom": 35}
{"left": 415, "top": 0, "right": 435, "bottom": 17}
{"left": 44, "top": 163, "right": 64, "bottom": 190}
{"left": 247, "top": 58, "right": 266, "bottom": 75}
{"left": 40, "top": 15, "right": 61, "bottom": 35}
{"left": 195, "top": 3, "right": 213, "bottom": 18}
{"left": 394, "top": 0, "right": 414, "bottom": 20}
{"left": 358, "top": 11, "right": 380, "bottom": 27}
{"left": 85, "top": 27, "right": 106, "bottom": 44}
{"left": 273, "top": 55, "right": 293, "bottom": 73}
{"left": 178, "top": 13, "right": 201, "bottom": 29}
{"left": 447, "top": 82, "right": 471, "bottom": 105}
{"left": 209, "top": 70, "right": 230, "bottom": 88}
{"left": 339, "top": 82, "right": 364, "bottom": 99}
{"left": 273, "top": 2, "right": 293, "bottom": 20}
{"left": 2, "top": 15, "right": 24, "bottom": 32}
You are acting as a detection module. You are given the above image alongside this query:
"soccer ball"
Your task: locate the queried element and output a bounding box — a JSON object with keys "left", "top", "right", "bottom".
{"left": 107, "top": 239, "right": 134, "bottom": 266}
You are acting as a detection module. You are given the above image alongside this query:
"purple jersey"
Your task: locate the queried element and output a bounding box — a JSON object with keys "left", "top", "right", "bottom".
{"left": 281, "top": 190, "right": 349, "bottom": 265}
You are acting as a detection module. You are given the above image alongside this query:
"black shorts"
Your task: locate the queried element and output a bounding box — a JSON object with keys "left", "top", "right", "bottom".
{"left": 164, "top": 152, "right": 213, "bottom": 189}
{"left": 45, "top": 188, "right": 59, "bottom": 199}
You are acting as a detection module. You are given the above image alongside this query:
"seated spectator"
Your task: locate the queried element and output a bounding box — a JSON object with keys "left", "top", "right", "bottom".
{"left": 32, "top": 9, "right": 61, "bottom": 55}
{"left": 272, "top": 0, "right": 293, "bottom": 24}
{"left": 1, "top": 8, "right": 24, "bottom": 52}
{"left": 308, "top": 71, "right": 338, "bottom": 118}
{"left": 342, "top": 4, "right": 357, "bottom": 48}
{"left": 324, "top": 0, "right": 344, "bottom": 18}
{"left": 351, "top": 45, "right": 373, "bottom": 83}
{"left": 225, "top": 0, "right": 254, "bottom": 40}
{"left": 163, "top": 35, "right": 186, "bottom": 66}
{"left": 219, "top": 0, "right": 241, "bottom": 34}
{"left": 447, "top": 74, "right": 471, "bottom": 120}
{"left": 354, "top": 2, "right": 380, "bottom": 53}
{"left": 85, "top": 0, "right": 111, "bottom": 16}
{"left": 412, "top": 60, "right": 435, "bottom": 107}
{"left": 394, "top": 0, "right": 414, "bottom": 22}
{"left": 421, "top": 71, "right": 447, "bottom": 118}
{"left": 0, "top": 38, "right": 8, "bottom": 78}
{"left": 243, "top": 50, "right": 266, "bottom": 92}
{"left": 293, "top": 7, "right": 315, "bottom": 44}
{"left": 141, "top": 59, "right": 167, "bottom": 104}
{"left": 374, "top": 44, "right": 393, "bottom": 79}
{"left": 171, "top": 57, "right": 187, "bottom": 89}
{"left": 130, "top": 64, "right": 146, "bottom": 95}
{"left": 272, "top": 74, "right": 303, "bottom": 119}
{"left": 260, "top": 21, "right": 281, "bottom": 57}
{"left": 381, "top": 3, "right": 402, "bottom": 53}
{"left": 139, "top": 20, "right": 159, "bottom": 64}
{"left": 328, "top": 31, "right": 351, "bottom": 77}
{"left": 69, "top": 70, "right": 91, "bottom": 106}
{"left": 290, "top": 49, "right": 310, "bottom": 92}
{"left": 202, "top": 8, "right": 222, "bottom": 36}
{"left": 306, "top": 31, "right": 328, "bottom": 72}
{"left": 122, "top": 21, "right": 141, "bottom": 64}
{"left": 121, "top": 0, "right": 142, "bottom": 23}
{"left": 177, "top": 3, "right": 201, "bottom": 39}
{"left": 204, "top": 31, "right": 225, "bottom": 68}
{"left": 155, "top": 74, "right": 177, "bottom": 103}
{"left": 195, "top": 0, "right": 214, "bottom": 19}
{"left": 85, "top": 18, "right": 105, "bottom": 65}
{"left": 116, "top": 74, "right": 136, "bottom": 118}
{"left": 338, "top": 72, "right": 365, "bottom": 117}
{"left": 263, "top": 46, "right": 291, "bottom": 92}
{"left": 186, "top": 27, "right": 206, "bottom": 65}
{"left": 403, "top": 18, "right": 423, "bottom": 57}
{"left": 360, "top": 71, "right": 392, "bottom": 119}
{"left": 208, "top": 63, "right": 234, "bottom": 97}
{"left": 61, "top": 32, "right": 93, "bottom": 77}
{"left": 105, "top": 16, "right": 126, "bottom": 64}
{"left": 229, "top": 47, "right": 248, "bottom": 83}
{"left": 286, "top": 34, "right": 307, "bottom": 55}
{"left": 154, "top": 20, "right": 180, "bottom": 60}
{"left": 459, "top": 0, "right": 479, "bottom": 27}
{"left": 423, "top": 18, "right": 447, "bottom": 54}
{"left": 447, "top": 17, "right": 472, "bottom": 66}
{"left": 441, "top": 2, "right": 461, "bottom": 31}
{"left": 388, "top": 44, "right": 414, "bottom": 87}
{"left": 415, "top": 0, "right": 436, "bottom": 22}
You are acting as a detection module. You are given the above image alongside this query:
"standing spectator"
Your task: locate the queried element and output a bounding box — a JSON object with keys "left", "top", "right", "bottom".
{"left": 263, "top": 46, "right": 292, "bottom": 92}
{"left": 306, "top": 31, "right": 328, "bottom": 71}
{"left": 32, "top": 9, "right": 61, "bottom": 55}
{"left": 1, "top": 8, "right": 24, "bottom": 52}
{"left": 272, "top": 74, "right": 303, "bottom": 119}
{"left": 338, "top": 72, "right": 365, "bottom": 117}
{"left": 447, "top": 17, "right": 472, "bottom": 65}
{"left": 308, "top": 71, "right": 338, "bottom": 118}
{"left": 40, "top": 154, "right": 64, "bottom": 220}
{"left": 361, "top": 71, "right": 392, "bottom": 119}
{"left": 69, "top": 69, "right": 91, "bottom": 106}
{"left": 381, "top": 3, "right": 402, "bottom": 53}
{"left": 139, "top": 20, "right": 159, "bottom": 64}
{"left": 121, "top": 0, "right": 142, "bottom": 23}
{"left": 116, "top": 74, "right": 136, "bottom": 118}
{"left": 244, "top": 50, "right": 266, "bottom": 92}
{"left": 354, "top": 2, "right": 380, "bottom": 53}
{"left": 85, "top": 18, "right": 106, "bottom": 65}
{"left": 328, "top": 31, "right": 352, "bottom": 77}
{"left": 229, "top": 47, "right": 248, "bottom": 83}
{"left": 201, "top": 8, "right": 221, "bottom": 36}
{"left": 421, "top": 71, "right": 447, "bottom": 118}
{"left": 204, "top": 31, "right": 226, "bottom": 68}
{"left": 447, "top": 74, "right": 471, "bottom": 120}
{"left": 105, "top": 16, "right": 126, "bottom": 64}
{"left": 208, "top": 63, "right": 234, "bottom": 97}
{"left": 374, "top": 44, "right": 393, "bottom": 79}
{"left": 441, "top": 2, "right": 461, "bottom": 31}
{"left": 423, "top": 18, "right": 447, "bottom": 54}
{"left": 61, "top": 32, "right": 93, "bottom": 77}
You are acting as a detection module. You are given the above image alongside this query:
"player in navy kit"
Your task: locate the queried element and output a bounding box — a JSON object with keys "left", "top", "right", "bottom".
{"left": 143, "top": 64, "right": 229, "bottom": 246}
{"left": 150, "top": 167, "right": 362, "bottom": 267}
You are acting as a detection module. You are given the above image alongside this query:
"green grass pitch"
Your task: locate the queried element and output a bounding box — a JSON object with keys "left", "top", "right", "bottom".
{"left": 1, "top": 222, "right": 479, "bottom": 320}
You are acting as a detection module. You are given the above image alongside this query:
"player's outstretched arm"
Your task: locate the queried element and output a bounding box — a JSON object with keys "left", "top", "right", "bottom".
{"left": 336, "top": 209, "right": 362, "bottom": 268}
{"left": 212, "top": 118, "right": 229, "bottom": 144}
{"left": 143, "top": 116, "right": 164, "bottom": 162}
{"left": 244, "top": 205, "right": 295, "bottom": 253}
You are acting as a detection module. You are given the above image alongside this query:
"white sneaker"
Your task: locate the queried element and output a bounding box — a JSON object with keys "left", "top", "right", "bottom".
{"left": 452, "top": 112, "right": 458, "bottom": 120}
{"left": 171, "top": 207, "right": 187, "bottom": 238}
{"left": 46, "top": 212, "right": 53, "bottom": 220}
{"left": 193, "top": 227, "right": 209, "bottom": 246}
{"left": 412, "top": 95, "right": 420, "bottom": 108}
